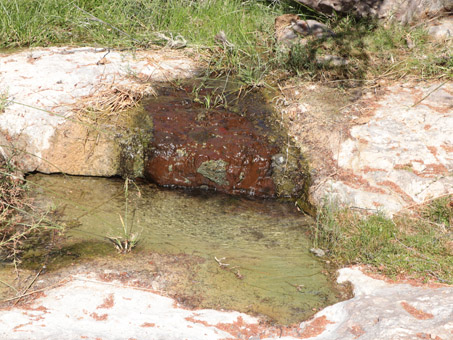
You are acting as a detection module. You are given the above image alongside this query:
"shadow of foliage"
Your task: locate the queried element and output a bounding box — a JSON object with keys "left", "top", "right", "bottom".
{"left": 284, "top": 16, "right": 379, "bottom": 83}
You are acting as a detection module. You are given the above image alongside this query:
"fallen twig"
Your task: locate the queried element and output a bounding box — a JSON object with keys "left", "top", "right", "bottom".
{"left": 0, "top": 279, "right": 19, "bottom": 294}
{"left": 411, "top": 82, "right": 446, "bottom": 107}
{"left": 13, "top": 265, "right": 45, "bottom": 306}
{"left": 214, "top": 257, "right": 245, "bottom": 280}
{"left": 1, "top": 275, "right": 70, "bottom": 304}
{"left": 286, "top": 281, "right": 305, "bottom": 292}
{"left": 214, "top": 256, "right": 229, "bottom": 268}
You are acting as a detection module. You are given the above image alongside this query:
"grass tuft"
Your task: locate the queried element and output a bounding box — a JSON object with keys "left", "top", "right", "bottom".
{"left": 106, "top": 178, "right": 141, "bottom": 253}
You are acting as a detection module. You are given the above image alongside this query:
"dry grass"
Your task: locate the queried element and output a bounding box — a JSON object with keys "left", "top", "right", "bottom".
{"left": 0, "top": 158, "right": 63, "bottom": 264}
{"left": 75, "top": 81, "right": 155, "bottom": 123}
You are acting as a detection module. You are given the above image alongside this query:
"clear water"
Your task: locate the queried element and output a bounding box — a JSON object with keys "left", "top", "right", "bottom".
{"left": 27, "top": 173, "right": 340, "bottom": 324}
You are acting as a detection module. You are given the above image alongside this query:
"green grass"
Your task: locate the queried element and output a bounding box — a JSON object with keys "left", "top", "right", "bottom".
{"left": 0, "top": 0, "right": 278, "bottom": 49}
{"left": 282, "top": 16, "right": 452, "bottom": 82}
{"left": 0, "top": 0, "right": 282, "bottom": 86}
{"left": 313, "top": 197, "right": 453, "bottom": 284}
{"left": 1, "top": 0, "right": 450, "bottom": 86}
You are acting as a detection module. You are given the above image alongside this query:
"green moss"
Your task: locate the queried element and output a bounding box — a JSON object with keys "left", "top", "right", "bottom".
{"left": 197, "top": 159, "right": 229, "bottom": 186}
{"left": 118, "top": 105, "right": 153, "bottom": 178}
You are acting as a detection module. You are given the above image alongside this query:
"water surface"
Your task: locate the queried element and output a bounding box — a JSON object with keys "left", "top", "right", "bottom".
{"left": 28, "top": 174, "right": 340, "bottom": 324}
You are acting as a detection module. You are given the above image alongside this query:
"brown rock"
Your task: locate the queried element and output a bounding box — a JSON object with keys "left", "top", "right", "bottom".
{"left": 144, "top": 87, "right": 280, "bottom": 197}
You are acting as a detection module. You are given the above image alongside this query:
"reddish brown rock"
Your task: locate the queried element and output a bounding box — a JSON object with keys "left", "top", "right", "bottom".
{"left": 143, "top": 87, "right": 280, "bottom": 197}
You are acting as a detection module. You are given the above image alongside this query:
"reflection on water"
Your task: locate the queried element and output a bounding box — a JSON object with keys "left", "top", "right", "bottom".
{"left": 28, "top": 173, "right": 340, "bottom": 324}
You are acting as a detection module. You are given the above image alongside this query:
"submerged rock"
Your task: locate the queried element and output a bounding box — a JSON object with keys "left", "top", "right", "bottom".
{"left": 143, "top": 86, "right": 281, "bottom": 197}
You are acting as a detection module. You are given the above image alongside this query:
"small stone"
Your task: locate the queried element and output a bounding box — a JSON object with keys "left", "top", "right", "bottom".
{"left": 316, "top": 55, "right": 348, "bottom": 66}
{"left": 427, "top": 18, "right": 453, "bottom": 40}
{"left": 272, "top": 153, "right": 286, "bottom": 166}
{"left": 310, "top": 248, "right": 326, "bottom": 257}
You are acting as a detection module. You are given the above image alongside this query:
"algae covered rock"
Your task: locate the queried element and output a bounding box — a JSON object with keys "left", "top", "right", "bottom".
{"left": 144, "top": 82, "right": 312, "bottom": 202}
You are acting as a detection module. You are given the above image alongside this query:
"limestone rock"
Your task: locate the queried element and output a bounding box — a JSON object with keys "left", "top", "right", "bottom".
{"left": 297, "top": 268, "right": 453, "bottom": 340}
{"left": 275, "top": 80, "right": 453, "bottom": 215}
{"left": 275, "top": 14, "right": 334, "bottom": 46}
{"left": 428, "top": 17, "right": 453, "bottom": 40}
{"left": 0, "top": 47, "right": 200, "bottom": 176}
{"left": 317, "top": 82, "right": 453, "bottom": 214}
{"left": 0, "top": 268, "right": 451, "bottom": 339}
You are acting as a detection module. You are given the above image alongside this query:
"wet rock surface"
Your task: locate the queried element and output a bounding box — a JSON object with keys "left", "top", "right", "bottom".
{"left": 144, "top": 84, "right": 308, "bottom": 198}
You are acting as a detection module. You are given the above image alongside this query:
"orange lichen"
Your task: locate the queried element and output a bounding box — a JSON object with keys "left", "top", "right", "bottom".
{"left": 377, "top": 180, "right": 415, "bottom": 203}
{"left": 299, "top": 316, "right": 334, "bottom": 338}
{"left": 349, "top": 324, "right": 366, "bottom": 338}
{"left": 416, "top": 332, "right": 443, "bottom": 339}
{"left": 186, "top": 315, "right": 309, "bottom": 339}
{"left": 440, "top": 144, "right": 453, "bottom": 153}
{"left": 401, "top": 302, "right": 434, "bottom": 320}
{"left": 97, "top": 294, "right": 115, "bottom": 309}
{"left": 140, "top": 322, "right": 156, "bottom": 328}
{"left": 90, "top": 312, "right": 108, "bottom": 321}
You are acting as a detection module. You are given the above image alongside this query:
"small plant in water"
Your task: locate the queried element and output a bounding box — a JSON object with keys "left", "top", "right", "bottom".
{"left": 107, "top": 178, "right": 140, "bottom": 253}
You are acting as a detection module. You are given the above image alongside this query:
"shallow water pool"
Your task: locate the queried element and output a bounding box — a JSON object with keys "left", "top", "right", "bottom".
{"left": 27, "top": 174, "right": 341, "bottom": 324}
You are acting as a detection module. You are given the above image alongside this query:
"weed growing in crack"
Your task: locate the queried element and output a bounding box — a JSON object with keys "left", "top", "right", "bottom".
{"left": 0, "top": 90, "right": 9, "bottom": 113}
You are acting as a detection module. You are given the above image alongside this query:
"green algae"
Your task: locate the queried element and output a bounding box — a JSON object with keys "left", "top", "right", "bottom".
{"left": 117, "top": 105, "right": 153, "bottom": 178}
{"left": 196, "top": 159, "right": 229, "bottom": 186}
{"left": 24, "top": 173, "right": 342, "bottom": 324}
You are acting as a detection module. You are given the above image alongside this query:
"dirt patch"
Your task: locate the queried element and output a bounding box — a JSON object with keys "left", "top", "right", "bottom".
{"left": 360, "top": 265, "right": 451, "bottom": 288}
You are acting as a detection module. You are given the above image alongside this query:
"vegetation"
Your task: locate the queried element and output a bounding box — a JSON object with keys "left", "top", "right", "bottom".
{"left": 106, "top": 178, "right": 141, "bottom": 253}
{"left": 0, "top": 0, "right": 450, "bottom": 86}
{"left": 0, "top": 157, "right": 63, "bottom": 265}
{"left": 314, "top": 197, "right": 453, "bottom": 284}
